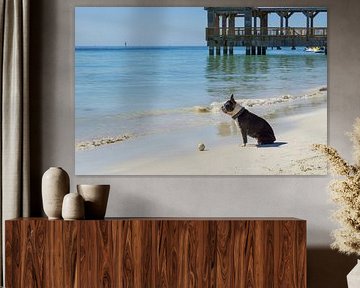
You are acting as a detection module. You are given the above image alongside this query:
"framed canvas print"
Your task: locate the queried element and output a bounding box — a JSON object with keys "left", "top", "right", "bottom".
{"left": 75, "top": 7, "right": 327, "bottom": 175}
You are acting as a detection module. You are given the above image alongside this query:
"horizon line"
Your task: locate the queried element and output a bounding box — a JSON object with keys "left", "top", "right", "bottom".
{"left": 75, "top": 45, "right": 208, "bottom": 48}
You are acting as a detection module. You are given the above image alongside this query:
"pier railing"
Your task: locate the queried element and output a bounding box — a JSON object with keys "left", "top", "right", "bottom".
{"left": 206, "top": 27, "right": 327, "bottom": 48}
{"left": 206, "top": 27, "right": 327, "bottom": 38}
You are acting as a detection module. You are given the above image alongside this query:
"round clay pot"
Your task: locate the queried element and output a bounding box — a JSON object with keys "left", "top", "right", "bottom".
{"left": 62, "top": 192, "right": 85, "bottom": 220}
{"left": 77, "top": 184, "right": 110, "bottom": 219}
{"left": 42, "top": 167, "right": 70, "bottom": 219}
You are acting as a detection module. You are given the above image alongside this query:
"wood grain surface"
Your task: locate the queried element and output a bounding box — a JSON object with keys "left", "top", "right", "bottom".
{"left": 6, "top": 218, "right": 306, "bottom": 288}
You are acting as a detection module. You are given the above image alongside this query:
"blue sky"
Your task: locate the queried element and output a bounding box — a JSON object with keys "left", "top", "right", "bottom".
{"left": 75, "top": 7, "right": 327, "bottom": 47}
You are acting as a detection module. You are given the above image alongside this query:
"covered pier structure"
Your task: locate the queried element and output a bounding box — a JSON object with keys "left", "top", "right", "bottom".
{"left": 205, "top": 7, "right": 327, "bottom": 55}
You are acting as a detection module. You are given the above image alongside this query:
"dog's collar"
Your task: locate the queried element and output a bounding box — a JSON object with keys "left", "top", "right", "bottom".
{"left": 232, "top": 107, "right": 245, "bottom": 119}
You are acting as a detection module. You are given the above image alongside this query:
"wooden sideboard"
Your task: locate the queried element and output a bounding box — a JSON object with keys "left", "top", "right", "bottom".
{"left": 6, "top": 218, "right": 306, "bottom": 288}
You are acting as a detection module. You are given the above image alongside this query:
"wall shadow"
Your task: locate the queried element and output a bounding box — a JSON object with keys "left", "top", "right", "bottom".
{"left": 308, "top": 248, "right": 357, "bottom": 288}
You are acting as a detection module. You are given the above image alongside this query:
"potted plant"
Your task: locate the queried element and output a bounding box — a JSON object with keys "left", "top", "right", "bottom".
{"left": 313, "top": 118, "right": 360, "bottom": 287}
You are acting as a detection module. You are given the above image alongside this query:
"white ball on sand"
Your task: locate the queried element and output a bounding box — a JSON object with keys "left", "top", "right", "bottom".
{"left": 198, "top": 143, "right": 205, "bottom": 151}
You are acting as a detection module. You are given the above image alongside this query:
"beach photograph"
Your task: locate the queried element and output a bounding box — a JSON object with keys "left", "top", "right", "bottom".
{"left": 75, "top": 7, "right": 327, "bottom": 175}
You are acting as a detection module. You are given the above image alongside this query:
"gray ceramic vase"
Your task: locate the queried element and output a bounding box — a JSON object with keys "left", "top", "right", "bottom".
{"left": 347, "top": 260, "right": 360, "bottom": 288}
{"left": 42, "top": 167, "right": 70, "bottom": 219}
{"left": 77, "top": 184, "right": 110, "bottom": 219}
{"left": 62, "top": 192, "right": 85, "bottom": 220}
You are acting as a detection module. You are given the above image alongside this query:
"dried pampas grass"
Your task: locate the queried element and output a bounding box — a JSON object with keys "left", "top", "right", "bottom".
{"left": 313, "top": 117, "right": 360, "bottom": 255}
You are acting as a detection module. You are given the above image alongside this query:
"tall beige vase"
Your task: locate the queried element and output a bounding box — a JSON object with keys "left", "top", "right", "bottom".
{"left": 42, "top": 167, "right": 70, "bottom": 219}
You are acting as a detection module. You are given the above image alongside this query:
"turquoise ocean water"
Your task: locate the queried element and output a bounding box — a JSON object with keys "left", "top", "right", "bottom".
{"left": 75, "top": 46, "right": 327, "bottom": 144}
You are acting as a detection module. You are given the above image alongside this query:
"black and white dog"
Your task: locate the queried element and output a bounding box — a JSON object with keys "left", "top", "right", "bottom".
{"left": 222, "top": 94, "right": 276, "bottom": 146}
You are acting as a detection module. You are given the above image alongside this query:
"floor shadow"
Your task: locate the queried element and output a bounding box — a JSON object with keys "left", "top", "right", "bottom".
{"left": 257, "top": 141, "right": 288, "bottom": 148}
{"left": 308, "top": 248, "right": 357, "bottom": 288}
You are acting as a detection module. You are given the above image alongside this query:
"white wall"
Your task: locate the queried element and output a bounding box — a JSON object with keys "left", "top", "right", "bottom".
{"left": 29, "top": 0, "right": 360, "bottom": 276}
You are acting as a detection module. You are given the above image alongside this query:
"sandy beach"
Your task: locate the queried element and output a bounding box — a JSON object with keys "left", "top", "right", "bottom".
{"left": 76, "top": 94, "right": 327, "bottom": 175}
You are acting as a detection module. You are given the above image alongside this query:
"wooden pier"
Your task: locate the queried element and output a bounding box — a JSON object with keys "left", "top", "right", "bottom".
{"left": 205, "top": 7, "right": 327, "bottom": 55}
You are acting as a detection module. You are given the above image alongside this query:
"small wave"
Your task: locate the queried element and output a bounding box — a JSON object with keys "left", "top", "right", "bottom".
{"left": 76, "top": 134, "right": 132, "bottom": 151}
{"left": 101, "top": 88, "right": 327, "bottom": 121}
{"left": 207, "top": 88, "right": 327, "bottom": 113}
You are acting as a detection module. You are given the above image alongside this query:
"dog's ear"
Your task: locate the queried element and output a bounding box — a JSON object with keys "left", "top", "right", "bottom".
{"left": 230, "top": 94, "right": 235, "bottom": 103}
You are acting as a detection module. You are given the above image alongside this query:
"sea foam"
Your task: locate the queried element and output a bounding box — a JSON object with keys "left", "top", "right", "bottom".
{"left": 194, "top": 88, "right": 327, "bottom": 114}
{"left": 76, "top": 134, "right": 132, "bottom": 151}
